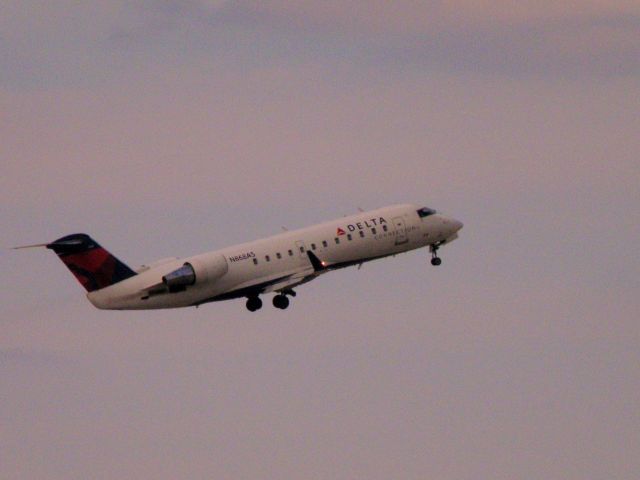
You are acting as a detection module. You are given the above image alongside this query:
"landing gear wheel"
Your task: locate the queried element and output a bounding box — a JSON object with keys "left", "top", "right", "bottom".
{"left": 430, "top": 244, "right": 442, "bottom": 266}
{"left": 246, "top": 296, "right": 262, "bottom": 312}
{"left": 272, "top": 294, "right": 290, "bottom": 310}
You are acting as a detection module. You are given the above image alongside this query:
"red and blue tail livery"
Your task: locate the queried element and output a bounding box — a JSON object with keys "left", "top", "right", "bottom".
{"left": 46, "top": 234, "right": 136, "bottom": 292}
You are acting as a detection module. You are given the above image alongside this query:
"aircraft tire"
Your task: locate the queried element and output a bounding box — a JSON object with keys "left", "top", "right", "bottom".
{"left": 431, "top": 257, "right": 442, "bottom": 266}
{"left": 273, "top": 295, "right": 289, "bottom": 309}
{"left": 246, "top": 296, "right": 262, "bottom": 312}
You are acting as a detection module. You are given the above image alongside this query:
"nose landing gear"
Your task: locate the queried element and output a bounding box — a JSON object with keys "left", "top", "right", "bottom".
{"left": 430, "top": 244, "right": 442, "bottom": 266}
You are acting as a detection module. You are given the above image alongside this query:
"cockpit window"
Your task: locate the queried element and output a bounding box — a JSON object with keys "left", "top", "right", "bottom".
{"left": 417, "top": 207, "right": 436, "bottom": 218}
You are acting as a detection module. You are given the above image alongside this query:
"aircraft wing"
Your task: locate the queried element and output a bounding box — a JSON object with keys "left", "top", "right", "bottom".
{"left": 227, "top": 265, "right": 312, "bottom": 294}
{"left": 140, "top": 250, "right": 329, "bottom": 300}
{"left": 261, "top": 270, "right": 317, "bottom": 294}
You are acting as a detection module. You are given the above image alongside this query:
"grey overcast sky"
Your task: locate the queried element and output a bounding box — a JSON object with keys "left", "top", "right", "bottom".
{"left": 2, "top": 2, "right": 639, "bottom": 479}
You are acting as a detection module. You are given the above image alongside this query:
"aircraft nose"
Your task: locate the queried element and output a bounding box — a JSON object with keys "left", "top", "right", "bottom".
{"left": 452, "top": 219, "right": 463, "bottom": 231}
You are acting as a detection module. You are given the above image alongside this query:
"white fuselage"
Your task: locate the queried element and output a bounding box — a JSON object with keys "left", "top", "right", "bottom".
{"left": 87, "top": 204, "right": 462, "bottom": 310}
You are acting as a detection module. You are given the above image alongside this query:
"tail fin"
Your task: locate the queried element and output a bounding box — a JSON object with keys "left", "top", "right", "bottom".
{"left": 46, "top": 234, "right": 136, "bottom": 292}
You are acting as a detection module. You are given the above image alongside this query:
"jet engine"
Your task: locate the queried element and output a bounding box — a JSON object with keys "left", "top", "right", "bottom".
{"left": 160, "top": 253, "right": 228, "bottom": 294}
{"left": 162, "top": 263, "right": 196, "bottom": 292}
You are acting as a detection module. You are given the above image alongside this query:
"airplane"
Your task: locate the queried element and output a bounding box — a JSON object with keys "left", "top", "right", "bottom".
{"left": 16, "top": 204, "right": 463, "bottom": 311}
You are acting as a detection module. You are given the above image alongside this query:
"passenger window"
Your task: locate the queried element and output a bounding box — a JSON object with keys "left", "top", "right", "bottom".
{"left": 383, "top": 225, "right": 388, "bottom": 232}
{"left": 311, "top": 243, "right": 316, "bottom": 250}
{"left": 276, "top": 252, "right": 282, "bottom": 259}
{"left": 347, "top": 234, "right": 352, "bottom": 241}
{"left": 359, "top": 231, "right": 364, "bottom": 238}
{"left": 288, "top": 249, "right": 293, "bottom": 256}
{"left": 299, "top": 246, "right": 304, "bottom": 253}
{"left": 322, "top": 240, "right": 328, "bottom": 248}
{"left": 335, "top": 238, "right": 340, "bottom": 244}
{"left": 253, "top": 258, "right": 258, "bottom": 265}
{"left": 372, "top": 228, "right": 377, "bottom": 234}
{"left": 265, "top": 255, "right": 270, "bottom": 262}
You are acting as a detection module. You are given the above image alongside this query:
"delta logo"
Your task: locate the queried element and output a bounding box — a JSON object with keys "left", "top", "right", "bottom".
{"left": 337, "top": 217, "right": 387, "bottom": 236}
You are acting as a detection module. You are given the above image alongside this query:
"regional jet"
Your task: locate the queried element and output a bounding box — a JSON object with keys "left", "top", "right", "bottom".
{"left": 16, "top": 204, "right": 462, "bottom": 311}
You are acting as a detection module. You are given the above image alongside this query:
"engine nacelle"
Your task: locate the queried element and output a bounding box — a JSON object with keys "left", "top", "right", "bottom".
{"left": 162, "top": 263, "right": 196, "bottom": 292}
{"left": 161, "top": 253, "right": 228, "bottom": 294}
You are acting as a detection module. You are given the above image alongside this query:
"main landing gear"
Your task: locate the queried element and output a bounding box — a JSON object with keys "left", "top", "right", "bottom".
{"left": 272, "top": 295, "right": 289, "bottom": 310}
{"left": 273, "top": 289, "right": 296, "bottom": 310}
{"left": 246, "top": 296, "right": 262, "bottom": 312}
{"left": 430, "top": 244, "right": 442, "bottom": 266}
{"left": 246, "top": 290, "right": 296, "bottom": 311}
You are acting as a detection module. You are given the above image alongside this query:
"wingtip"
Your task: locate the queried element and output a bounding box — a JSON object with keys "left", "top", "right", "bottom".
{"left": 306, "top": 250, "right": 328, "bottom": 272}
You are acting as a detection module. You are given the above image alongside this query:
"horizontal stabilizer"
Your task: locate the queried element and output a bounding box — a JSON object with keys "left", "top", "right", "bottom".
{"left": 12, "top": 242, "right": 49, "bottom": 250}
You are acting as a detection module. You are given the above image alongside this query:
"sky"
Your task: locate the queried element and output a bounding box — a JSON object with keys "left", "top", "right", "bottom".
{"left": 2, "top": 1, "right": 639, "bottom": 479}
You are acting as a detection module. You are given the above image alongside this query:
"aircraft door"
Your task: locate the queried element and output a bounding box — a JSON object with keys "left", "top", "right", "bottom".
{"left": 392, "top": 216, "right": 409, "bottom": 245}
